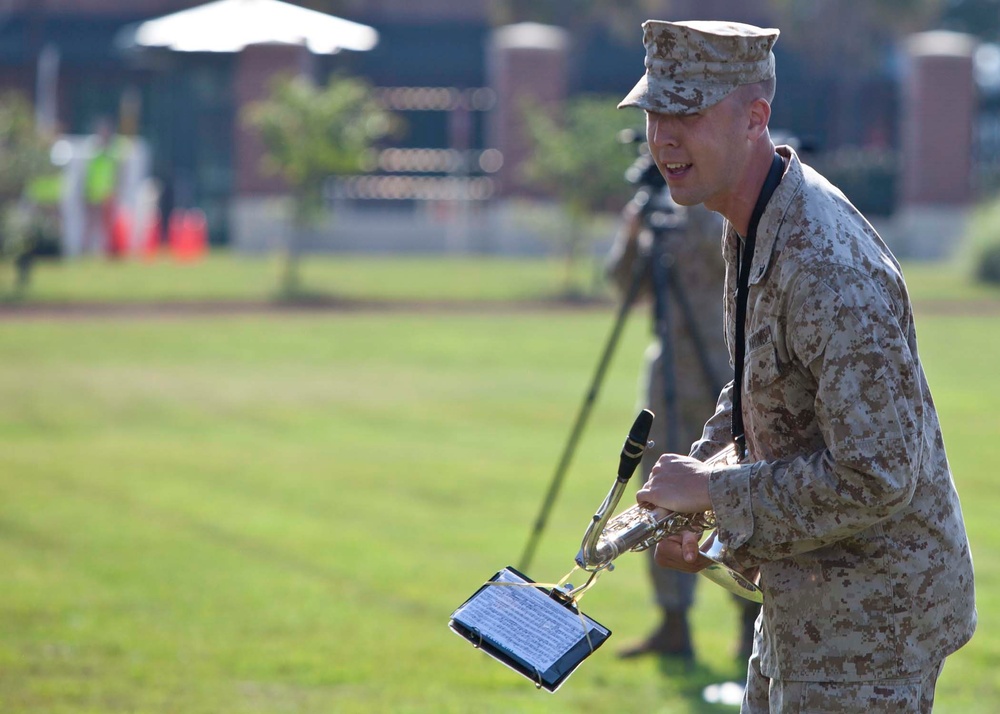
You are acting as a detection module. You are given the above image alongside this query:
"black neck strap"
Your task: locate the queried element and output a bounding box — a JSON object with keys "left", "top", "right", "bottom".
{"left": 732, "top": 152, "right": 785, "bottom": 460}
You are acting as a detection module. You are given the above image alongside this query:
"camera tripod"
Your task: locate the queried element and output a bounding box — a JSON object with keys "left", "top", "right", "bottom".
{"left": 518, "top": 181, "right": 724, "bottom": 573}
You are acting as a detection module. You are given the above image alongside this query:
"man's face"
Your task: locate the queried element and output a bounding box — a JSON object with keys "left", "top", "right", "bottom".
{"left": 645, "top": 93, "right": 748, "bottom": 215}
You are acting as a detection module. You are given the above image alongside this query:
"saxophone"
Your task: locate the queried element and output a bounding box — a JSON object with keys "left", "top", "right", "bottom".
{"left": 575, "top": 410, "right": 763, "bottom": 603}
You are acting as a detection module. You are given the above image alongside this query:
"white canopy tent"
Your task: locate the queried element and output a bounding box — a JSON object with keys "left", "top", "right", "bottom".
{"left": 128, "top": 0, "right": 378, "bottom": 54}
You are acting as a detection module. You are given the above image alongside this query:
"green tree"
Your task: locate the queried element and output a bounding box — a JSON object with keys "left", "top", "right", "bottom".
{"left": 0, "top": 93, "right": 51, "bottom": 203}
{"left": 520, "top": 95, "right": 637, "bottom": 297}
{"left": 244, "top": 73, "right": 396, "bottom": 297}
{"left": 0, "top": 91, "right": 55, "bottom": 296}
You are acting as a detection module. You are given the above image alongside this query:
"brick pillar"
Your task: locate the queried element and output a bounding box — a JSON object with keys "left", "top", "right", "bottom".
{"left": 486, "top": 23, "right": 569, "bottom": 197}
{"left": 895, "top": 31, "right": 977, "bottom": 259}
{"left": 900, "top": 31, "right": 976, "bottom": 206}
{"left": 232, "top": 42, "right": 316, "bottom": 196}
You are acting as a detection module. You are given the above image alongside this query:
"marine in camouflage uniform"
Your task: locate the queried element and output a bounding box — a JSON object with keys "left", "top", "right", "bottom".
{"left": 619, "top": 19, "right": 976, "bottom": 712}
{"left": 605, "top": 184, "right": 759, "bottom": 659}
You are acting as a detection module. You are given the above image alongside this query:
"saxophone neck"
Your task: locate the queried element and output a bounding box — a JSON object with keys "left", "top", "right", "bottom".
{"left": 577, "top": 409, "right": 654, "bottom": 571}
{"left": 578, "top": 479, "right": 629, "bottom": 570}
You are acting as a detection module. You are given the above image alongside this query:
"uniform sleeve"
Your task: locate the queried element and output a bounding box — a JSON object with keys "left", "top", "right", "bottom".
{"left": 709, "top": 267, "right": 921, "bottom": 567}
{"left": 689, "top": 379, "right": 735, "bottom": 460}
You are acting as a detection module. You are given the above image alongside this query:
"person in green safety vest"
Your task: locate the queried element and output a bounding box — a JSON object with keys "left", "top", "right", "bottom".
{"left": 83, "top": 117, "right": 120, "bottom": 255}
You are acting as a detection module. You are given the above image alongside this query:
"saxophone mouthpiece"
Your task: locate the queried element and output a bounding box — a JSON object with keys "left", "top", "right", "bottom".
{"left": 618, "top": 409, "right": 654, "bottom": 482}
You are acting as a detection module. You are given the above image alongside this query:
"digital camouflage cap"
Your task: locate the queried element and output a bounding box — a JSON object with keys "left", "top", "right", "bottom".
{"left": 619, "top": 20, "right": 779, "bottom": 114}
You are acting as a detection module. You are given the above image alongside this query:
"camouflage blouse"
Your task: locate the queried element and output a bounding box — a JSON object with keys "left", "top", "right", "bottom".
{"left": 694, "top": 147, "right": 977, "bottom": 681}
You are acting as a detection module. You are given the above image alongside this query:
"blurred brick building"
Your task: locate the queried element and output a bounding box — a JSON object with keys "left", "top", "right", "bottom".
{"left": 0, "top": 0, "right": 941, "bottom": 251}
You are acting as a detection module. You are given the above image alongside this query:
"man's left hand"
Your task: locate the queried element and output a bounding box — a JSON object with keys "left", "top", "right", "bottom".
{"left": 636, "top": 453, "right": 715, "bottom": 571}
{"left": 636, "top": 452, "right": 713, "bottom": 513}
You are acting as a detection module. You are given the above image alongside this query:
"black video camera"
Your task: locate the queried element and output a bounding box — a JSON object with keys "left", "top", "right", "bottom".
{"left": 618, "top": 129, "right": 683, "bottom": 233}
{"left": 619, "top": 128, "right": 666, "bottom": 191}
{"left": 626, "top": 153, "right": 667, "bottom": 191}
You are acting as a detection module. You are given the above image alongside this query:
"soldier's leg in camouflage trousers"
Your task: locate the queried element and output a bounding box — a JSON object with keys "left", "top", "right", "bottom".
{"left": 618, "top": 551, "right": 697, "bottom": 659}
{"left": 743, "top": 653, "right": 944, "bottom": 713}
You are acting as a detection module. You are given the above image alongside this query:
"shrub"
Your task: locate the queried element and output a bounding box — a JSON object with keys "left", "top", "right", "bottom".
{"left": 976, "top": 243, "right": 1000, "bottom": 284}
{"left": 964, "top": 195, "right": 1000, "bottom": 285}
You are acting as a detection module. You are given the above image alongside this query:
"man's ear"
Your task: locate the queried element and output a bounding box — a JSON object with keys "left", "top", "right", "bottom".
{"left": 748, "top": 98, "right": 771, "bottom": 140}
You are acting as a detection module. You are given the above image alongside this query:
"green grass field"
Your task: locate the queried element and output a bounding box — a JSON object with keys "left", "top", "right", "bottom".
{"left": 2, "top": 254, "right": 610, "bottom": 305}
{"left": 1, "top": 254, "right": 999, "bottom": 712}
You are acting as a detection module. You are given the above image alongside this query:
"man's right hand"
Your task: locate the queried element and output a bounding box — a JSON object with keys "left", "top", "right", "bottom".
{"left": 653, "top": 531, "right": 712, "bottom": 572}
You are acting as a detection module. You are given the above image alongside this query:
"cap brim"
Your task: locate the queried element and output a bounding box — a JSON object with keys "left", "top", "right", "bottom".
{"left": 618, "top": 74, "right": 733, "bottom": 115}
{"left": 618, "top": 75, "right": 650, "bottom": 110}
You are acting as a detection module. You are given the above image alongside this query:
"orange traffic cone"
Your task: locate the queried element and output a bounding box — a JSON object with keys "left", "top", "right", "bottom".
{"left": 108, "top": 206, "right": 130, "bottom": 259}
{"left": 170, "top": 209, "right": 208, "bottom": 262}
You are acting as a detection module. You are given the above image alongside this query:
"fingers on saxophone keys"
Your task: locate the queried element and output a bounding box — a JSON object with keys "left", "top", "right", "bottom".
{"left": 680, "top": 530, "right": 702, "bottom": 564}
{"left": 654, "top": 534, "right": 706, "bottom": 572}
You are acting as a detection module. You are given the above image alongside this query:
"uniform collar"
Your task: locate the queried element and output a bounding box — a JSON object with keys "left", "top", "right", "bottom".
{"left": 726, "top": 144, "right": 800, "bottom": 284}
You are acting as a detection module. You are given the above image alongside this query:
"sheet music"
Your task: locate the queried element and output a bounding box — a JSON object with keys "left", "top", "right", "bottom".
{"left": 452, "top": 569, "right": 601, "bottom": 672}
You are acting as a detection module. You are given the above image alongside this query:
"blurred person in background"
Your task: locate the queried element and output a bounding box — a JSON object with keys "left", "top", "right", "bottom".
{"left": 82, "top": 116, "right": 120, "bottom": 256}
{"left": 155, "top": 160, "right": 176, "bottom": 248}
{"left": 605, "top": 161, "right": 758, "bottom": 663}
{"left": 622, "top": 19, "right": 976, "bottom": 712}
